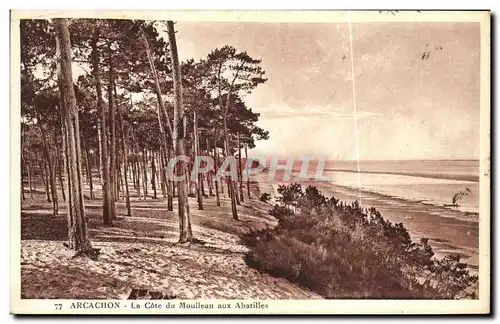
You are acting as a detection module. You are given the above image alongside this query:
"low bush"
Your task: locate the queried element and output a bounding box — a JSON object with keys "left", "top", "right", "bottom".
{"left": 242, "top": 183, "right": 478, "bottom": 299}
{"left": 259, "top": 193, "right": 272, "bottom": 203}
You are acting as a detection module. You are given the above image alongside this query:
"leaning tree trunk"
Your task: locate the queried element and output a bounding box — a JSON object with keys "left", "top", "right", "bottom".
{"left": 167, "top": 21, "right": 193, "bottom": 243}
{"left": 91, "top": 26, "right": 112, "bottom": 225}
{"left": 55, "top": 18, "right": 92, "bottom": 252}
{"left": 142, "top": 33, "right": 175, "bottom": 211}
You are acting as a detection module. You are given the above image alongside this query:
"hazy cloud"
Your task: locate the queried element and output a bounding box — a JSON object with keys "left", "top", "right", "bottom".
{"left": 173, "top": 21, "right": 480, "bottom": 160}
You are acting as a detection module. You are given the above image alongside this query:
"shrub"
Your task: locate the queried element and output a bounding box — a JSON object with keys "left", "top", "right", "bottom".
{"left": 276, "top": 183, "right": 303, "bottom": 211}
{"left": 259, "top": 193, "right": 272, "bottom": 203}
{"left": 243, "top": 183, "right": 478, "bottom": 299}
{"left": 268, "top": 204, "right": 293, "bottom": 220}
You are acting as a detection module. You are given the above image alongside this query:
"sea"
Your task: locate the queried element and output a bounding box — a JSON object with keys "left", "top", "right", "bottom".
{"left": 322, "top": 159, "right": 479, "bottom": 216}
{"left": 263, "top": 159, "right": 479, "bottom": 219}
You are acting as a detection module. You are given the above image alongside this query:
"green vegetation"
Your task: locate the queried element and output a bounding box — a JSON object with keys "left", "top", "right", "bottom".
{"left": 243, "top": 183, "right": 478, "bottom": 299}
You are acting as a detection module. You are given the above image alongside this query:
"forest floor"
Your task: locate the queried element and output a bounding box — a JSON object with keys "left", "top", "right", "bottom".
{"left": 19, "top": 180, "right": 321, "bottom": 300}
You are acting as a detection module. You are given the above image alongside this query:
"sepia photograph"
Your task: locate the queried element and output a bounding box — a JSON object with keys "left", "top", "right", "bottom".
{"left": 10, "top": 10, "right": 490, "bottom": 314}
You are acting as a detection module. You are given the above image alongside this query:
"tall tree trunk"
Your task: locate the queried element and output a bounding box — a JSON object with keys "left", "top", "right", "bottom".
{"left": 131, "top": 153, "right": 137, "bottom": 190}
{"left": 136, "top": 159, "right": 141, "bottom": 199}
{"left": 159, "top": 147, "right": 166, "bottom": 198}
{"left": 223, "top": 118, "right": 238, "bottom": 219}
{"left": 58, "top": 106, "right": 73, "bottom": 246}
{"left": 206, "top": 138, "right": 214, "bottom": 197}
{"left": 164, "top": 146, "right": 174, "bottom": 210}
{"left": 170, "top": 144, "right": 176, "bottom": 198}
{"left": 55, "top": 145, "right": 66, "bottom": 202}
{"left": 138, "top": 159, "right": 142, "bottom": 199}
{"left": 97, "top": 125, "right": 103, "bottom": 185}
{"left": 213, "top": 129, "right": 221, "bottom": 206}
{"left": 21, "top": 127, "right": 27, "bottom": 201}
{"left": 117, "top": 97, "right": 131, "bottom": 216}
{"left": 117, "top": 159, "right": 123, "bottom": 199}
{"left": 82, "top": 139, "right": 94, "bottom": 200}
{"left": 167, "top": 21, "right": 193, "bottom": 243}
{"left": 237, "top": 132, "right": 244, "bottom": 203}
{"left": 234, "top": 180, "right": 240, "bottom": 205}
{"left": 81, "top": 142, "right": 90, "bottom": 185}
{"left": 193, "top": 109, "right": 203, "bottom": 210}
{"left": 27, "top": 162, "right": 34, "bottom": 199}
{"left": 43, "top": 162, "right": 50, "bottom": 202}
{"left": 21, "top": 126, "right": 26, "bottom": 201}
{"left": 155, "top": 154, "right": 161, "bottom": 192}
{"left": 166, "top": 148, "right": 174, "bottom": 210}
{"left": 38, "top": 152, "right": 50, "bottom": 202}
{"left": 37, "top": 121, "right": 58, "bottom": 215}
{"left": 91, "top": 26, "right": 112, "bottom": 225}
{"left": 55, "top": 18, "right": 92, "bottom": 252}
{"left": 142, "top": 148, "right": 148, "bottom": 199}
{"left": 131, "top": 127, "right": 142, "bottom": 200}
{"left": 201, "top": 174, "right": 206, "bottom": 196}
{"left": 21, "top": 157, "right": 25, "bottom": 201}
{"left": 107, "top": 58, "right": 117, "bottom": 220}
{"left": 230, "top": 133, "right": 240, "bottom": 206}
{"left": 245, "top": 143, "right": 251, "bottom": 199}
{"left": 151, "top": 150, "right": 158, "bottom": 199}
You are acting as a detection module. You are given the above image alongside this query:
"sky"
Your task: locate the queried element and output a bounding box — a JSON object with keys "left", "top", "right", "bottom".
{"left": 170, "top": 22, "right": 481, "bottom": 160}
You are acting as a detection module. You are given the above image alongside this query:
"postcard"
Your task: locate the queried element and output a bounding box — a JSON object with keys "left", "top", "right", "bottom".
{"left": 10, "top": 9, "right": 490, "bottom": 315}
